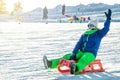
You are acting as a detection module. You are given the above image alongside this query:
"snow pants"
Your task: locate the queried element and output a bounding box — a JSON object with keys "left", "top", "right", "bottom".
{"left": 50, "top": 51, "right": 95, "bottom": 74}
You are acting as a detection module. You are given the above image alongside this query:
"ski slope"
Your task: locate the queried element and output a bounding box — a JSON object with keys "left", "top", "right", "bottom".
{"left": 0, "top": 22, "right": 120, "bottom": 80}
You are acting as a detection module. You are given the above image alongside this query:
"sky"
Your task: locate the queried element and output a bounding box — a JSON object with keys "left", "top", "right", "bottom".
{"left": 4, "top": 0, "right": 120, "bottom": 12}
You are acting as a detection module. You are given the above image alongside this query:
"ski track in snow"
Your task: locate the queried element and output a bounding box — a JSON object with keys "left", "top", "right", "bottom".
{"left": 0, "top": 22, "right": 120, "bottom": 80}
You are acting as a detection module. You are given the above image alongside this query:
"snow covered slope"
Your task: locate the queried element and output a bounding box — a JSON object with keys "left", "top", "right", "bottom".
{"left": 0, "top": 22, "right": 120, "bottom": 80}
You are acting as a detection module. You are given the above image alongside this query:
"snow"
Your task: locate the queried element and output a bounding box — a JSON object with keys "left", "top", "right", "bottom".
{"left": 0, "top": 22, "right": 120, "bottom": 80}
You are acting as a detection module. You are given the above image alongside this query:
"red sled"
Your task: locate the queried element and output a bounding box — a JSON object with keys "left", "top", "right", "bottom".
{"left": 57, "top": 59, "right": 105, "bottom": 74}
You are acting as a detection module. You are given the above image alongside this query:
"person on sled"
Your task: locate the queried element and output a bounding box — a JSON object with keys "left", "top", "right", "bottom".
{"left": 43, "top": 9, "right": 112, "bottom": 75}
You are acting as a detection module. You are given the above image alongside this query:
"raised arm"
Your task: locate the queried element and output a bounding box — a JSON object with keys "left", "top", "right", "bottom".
{"left": 98, "top": 9, "right": 112, "bottom": 38}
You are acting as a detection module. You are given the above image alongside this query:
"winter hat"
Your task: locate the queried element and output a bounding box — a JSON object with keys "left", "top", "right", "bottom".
{"left": 88, "top": 18, "right": 98, "bottom": 28}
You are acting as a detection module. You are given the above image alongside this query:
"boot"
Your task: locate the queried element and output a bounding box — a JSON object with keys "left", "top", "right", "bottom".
{"left": 43, "top": 55, "right": 52, "bottom": 69}
{"left": 70, "top": 62, "right": 76, "bottom": 74}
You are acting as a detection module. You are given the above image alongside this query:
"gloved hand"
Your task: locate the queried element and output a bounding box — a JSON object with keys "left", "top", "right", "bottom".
{"left": 104, "top": 9, "right": 112, "bottom": 20}
{"left": 70, "top": 53, "right": 76, "bottom": 60}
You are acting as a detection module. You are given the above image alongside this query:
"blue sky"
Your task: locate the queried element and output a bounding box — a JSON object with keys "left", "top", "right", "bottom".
{"left": 4, "top": 0, "right": 119, "bottom": 12}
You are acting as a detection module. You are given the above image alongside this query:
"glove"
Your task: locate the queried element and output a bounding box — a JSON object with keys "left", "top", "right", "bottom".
{"left": 70, "top": 53, "right": 76, "bottom": 60}
{"left": 104, "top": 9, "right": 112, "bottom": 20}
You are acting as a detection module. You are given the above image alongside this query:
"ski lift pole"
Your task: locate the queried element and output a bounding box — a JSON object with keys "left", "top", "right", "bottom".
{"left": 76, "top": 7, "right": 79, "bottom": 16}
{"left": 76, "top": 9, "right": 77, "bottom": 16}
{"left": 78, "top": 8, "right": 80, "bottom": 16}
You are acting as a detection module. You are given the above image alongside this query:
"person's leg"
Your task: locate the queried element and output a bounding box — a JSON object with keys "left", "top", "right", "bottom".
{"left": 50, "top": 51, "right": 84, "bottom": 68}
{"left": 50, "top": 53, "right": 71, "bottom": 68}
{"left": 76, "top": 51, "right": 84, "bottom": 60}
{"left": 74, "top": 52, "right": 95, "bottom": 74}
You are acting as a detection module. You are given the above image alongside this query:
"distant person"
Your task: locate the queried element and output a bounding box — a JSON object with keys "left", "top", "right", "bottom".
{"left": 43, "top": 9, "right": 112, "bottom": 74}
{"left": 73, "top": 15, "right": 79, "bottom": 22}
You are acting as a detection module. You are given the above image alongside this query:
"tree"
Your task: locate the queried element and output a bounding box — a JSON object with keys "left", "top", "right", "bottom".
{"left": 62, "top": 4, "right": 65, "bottom": 15}
{"left": 0, "top": 0, "right": 8, "bottom": 14}
{"left": 43, "top": 6, "right": 48, "bottom": 19}
{"left": 11, "top": 1, "right": 23, "bottom": 16}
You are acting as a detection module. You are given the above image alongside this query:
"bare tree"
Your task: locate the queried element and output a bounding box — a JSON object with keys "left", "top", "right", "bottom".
{"left": 0, "top": 0, "right": 8, "bottom": 14}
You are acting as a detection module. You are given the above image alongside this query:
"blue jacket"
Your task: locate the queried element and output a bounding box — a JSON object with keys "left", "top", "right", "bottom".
{"left": 72, "top": 19, "right": 111, "bottom": 57}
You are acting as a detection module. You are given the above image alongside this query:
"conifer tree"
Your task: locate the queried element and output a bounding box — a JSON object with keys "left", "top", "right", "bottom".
{"left": 43, "top": 6, "right": 48, "bottom": 19}
{"left": 62, "top": 4, "right": 65, "bottom": 15}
